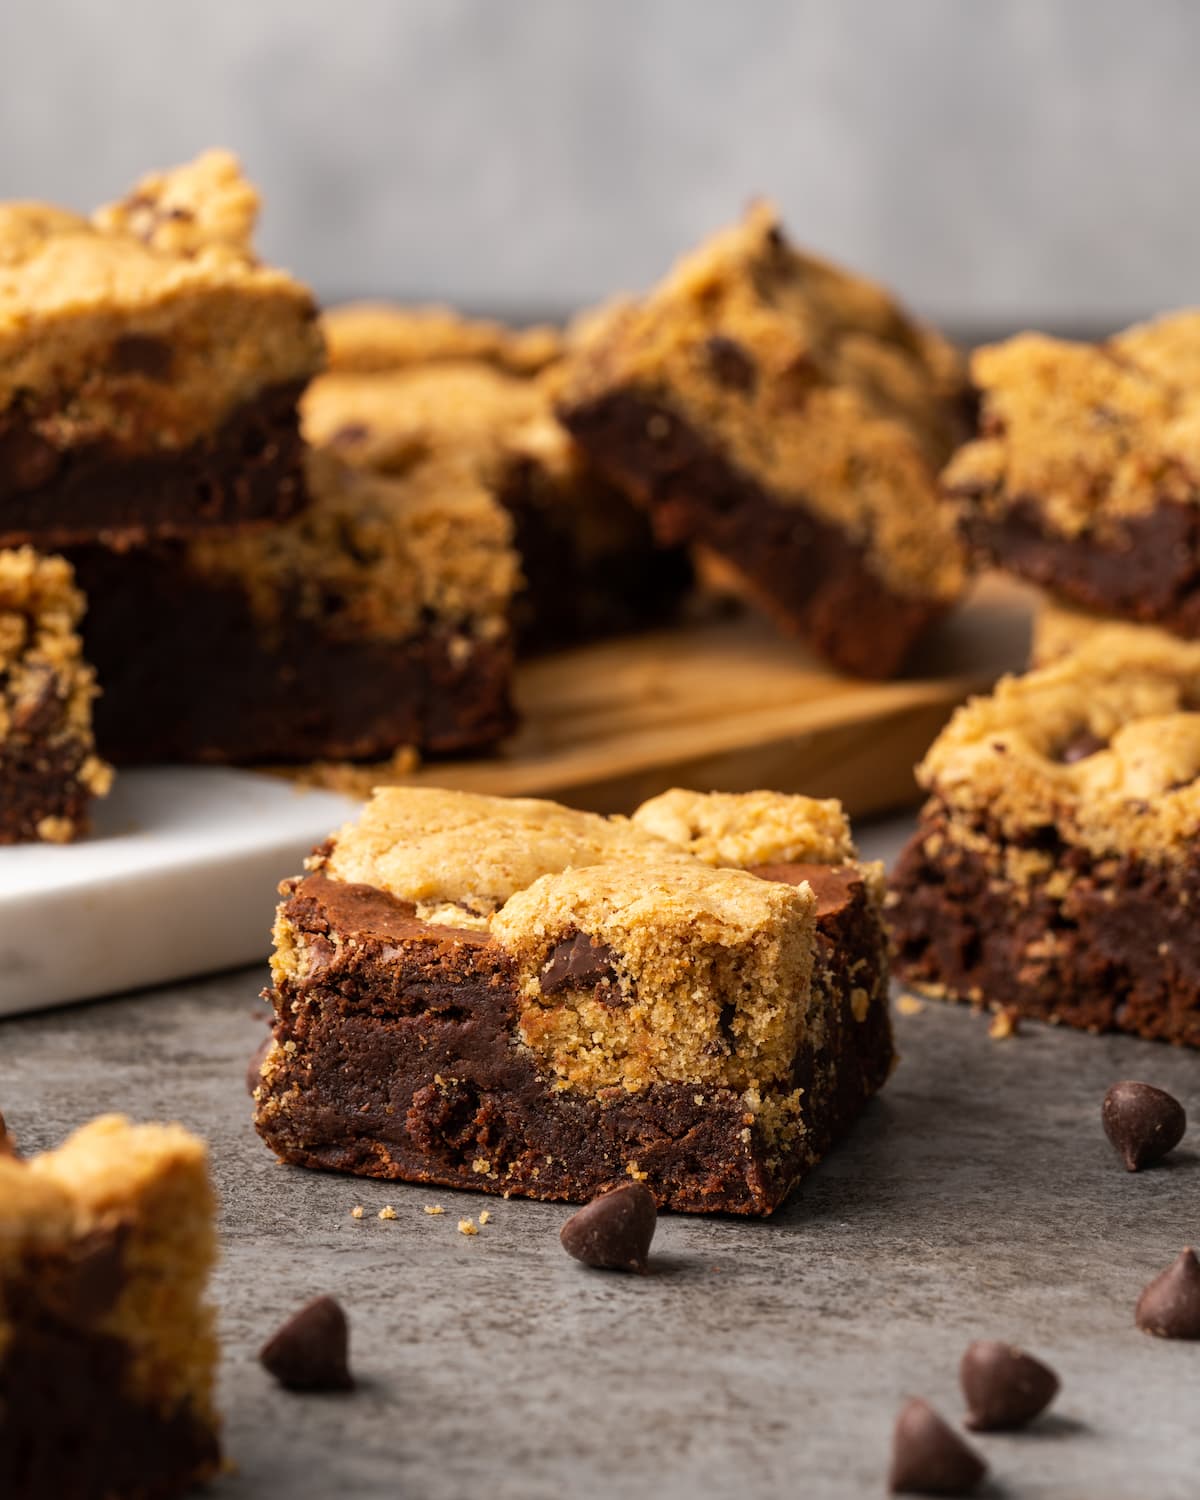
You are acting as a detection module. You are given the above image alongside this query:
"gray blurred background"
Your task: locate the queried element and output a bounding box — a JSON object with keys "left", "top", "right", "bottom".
{"left": 2, "top": 0, "right": 1194, "bottom": 333}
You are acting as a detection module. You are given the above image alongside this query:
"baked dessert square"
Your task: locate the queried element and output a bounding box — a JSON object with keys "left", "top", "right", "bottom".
{"left": 0, "top": 1114, "right": 220, "bottom": 1499}
{"left": 0, "top": 149, "right": 323, "bottom": 546}
{"left": 1030, "top": 599, "right": 1187, "bottom": 668}
{"left": 0, "top": 546, "right": 111, "bottom": 842}
{"left": 888, "top": 633, "right": 1200, "bottom": 1046}
{"left": 66, "top": 446, "right": 519, "bottom": 764}
{"left": 304, "top": 308, "right": 692, "bottom": 652}
{"left": 555, "top": 202, "right": 970, "bottom": 677}
{"left": 252, "top": 786, "right": 893, "bottom": 1216}
{"left": 949, "top": 311, "right": 1200, "bottom": 634}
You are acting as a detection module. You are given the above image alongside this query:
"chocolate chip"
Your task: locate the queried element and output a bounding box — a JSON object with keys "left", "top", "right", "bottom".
{"left": 559, "top": 1182, "right": 657, "bottom": 1273}
{"left": 259, "top": 1295, "right": 354, "bottom": 1391}
{"left": 960, "top": 1340, "right": 1059, "bottom": 1430}
{"left": 704, "top": 335, "right": 757, "bottom": 393}
{"left": 540, "top": 931, "right": 623, "bottom": 1003}
{"left": 888, "top": 1399, "right": 987, "bottom": 1495}
{"left": 1135, "top": 1248, "right": 1200, "bottom": 1339}
{"left": 1102, "top": 1081, "right": 1186, "bottom": 1171}
{"left": 0, "top": 424, "right": 61, "bottom": 495}
{"left": 246, "top": 1033, "right": 273, "bottom": 1095}
{"left": 1058, "top": 730, "right": 1107, "bottom": 764}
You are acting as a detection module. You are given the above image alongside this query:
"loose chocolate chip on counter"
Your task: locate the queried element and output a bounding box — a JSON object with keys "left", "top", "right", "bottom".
{"left": 1058, "top": 730, "right": 1107, "bottom": 764}
{"left": 1135, "top": 1248, "right": 1200, "bottom": 1339}
{"left": 1102, "top": 1081, "right": 1186, "bottom": 1172}
{"left": 540, "top": 930, "right": 623, "bottom": 1002}
{"left": 960, "top": 1340, "right": 1059, "bottom": 1430}
{"left": 259, "top": 1295, "right": 355, "bottom": 1391}
{"left": 703, "top": 335, "right": 757, "bottom": 393}
{"left": 888, "top": 1399, "right": 987, "bottom": 1496}
{"left": 559, "top": 1182, "right": 657, "bottom": 1273}
{"left": 246, "top": 1033, "right": 273, "bottom": 1096}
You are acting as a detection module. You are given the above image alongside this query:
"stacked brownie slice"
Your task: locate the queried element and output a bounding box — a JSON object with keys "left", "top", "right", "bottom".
{"left": 252, "top": 786, "right": 893, "bottom": 1215}
{"left": 305, "top": 302, "right": 692, "bottom": 651}
{"left": 555, "top": 201, "right": 972, "bottom": 677}
{"left": 0, "top": 153, "right": 524, "bottom": 769}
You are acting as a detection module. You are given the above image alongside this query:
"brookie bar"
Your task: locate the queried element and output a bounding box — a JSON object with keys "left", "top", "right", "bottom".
{"left": 252, "top": 787, "right": 893, "bottom": 1216}
{"left": 0, "top": 150, "right": 323, "bottom": 546}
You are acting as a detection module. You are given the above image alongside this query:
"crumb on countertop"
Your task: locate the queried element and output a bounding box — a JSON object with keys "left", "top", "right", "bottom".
{"left": 989, "top": 1006, "right": 1021, "bottom": 1040}
{"left": 458, "top": 1217, "right": 479, "bottom": 1236}
{"left": 423, "top": 1204, "right": 445, "bottom": 1216}
{"left": 895, "top": 994, "right": 927, "bottom": 1017}
{"left": 479, "top": 1210, "right": 491, "bottom": 1225}
{"left": 350, "top": 1205, "right": 364, "bottom": 1219}
{"left": 378, "top": 1204, "right": 398, "bottom": 1220}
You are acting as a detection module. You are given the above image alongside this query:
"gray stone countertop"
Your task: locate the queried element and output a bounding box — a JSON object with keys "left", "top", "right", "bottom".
{"left": 1, "top": 818, "right": 1197, "bottom": 1499}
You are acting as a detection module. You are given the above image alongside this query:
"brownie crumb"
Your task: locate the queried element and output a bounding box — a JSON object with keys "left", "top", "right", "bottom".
{"left": 479, "top": 1210, "right": 492, "bottom": 1225}
{"left": 895, "top": 995, "right": 927, "bottom": 1017}
{"left": 988, "top": 1007, "right": 1020, "bottom": 1040}
{"left": 458, "top": 1218, "right": 479, "bottom": 1236}
{"left": 423, "top": 1205, "right": 445, "bottom": 1216}
{"left": 378, "top": 1205, "right": 397, "bottom": 1220}
{"left": 349, "top": 1205, "right": 364, "bottom": 1220}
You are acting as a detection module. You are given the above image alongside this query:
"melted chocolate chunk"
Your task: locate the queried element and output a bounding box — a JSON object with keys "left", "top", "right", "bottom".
{"left": 1058, "top": 729, "right": 1107, "bottom": 764}
{"left": 259, "top": 1295, "right": 355, "bottom": 1391}
{"left": 0, "top": 423, "right": 62, "bottom": 496}
{"left": 960, "top": 1340, "right": 1059, "bottom": 1430}
{"left": 704, "top": 335, "right": 757, "bottom": 393}
{"left": 1102, "top": 1080, "right": 1186, "bottom": 1171}
{"left": 559, "top": 1182, "right": 657, "bottom": 1273}
{"left": 1136, "top": 1248, "right": 1200, "bottom": 1339}
{"left": 888, "top": 1398, "right": 987, "bottom": 1495}
{"left": 109, "top": 334, "right": 174, "bottom": 380}
{"left": 540, "top": 931, "right": 623, "bottom": 1002}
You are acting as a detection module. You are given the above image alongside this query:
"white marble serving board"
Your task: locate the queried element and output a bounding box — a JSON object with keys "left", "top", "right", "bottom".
{"left": 0, "top": 768, "right": 359, "bottom": 1017}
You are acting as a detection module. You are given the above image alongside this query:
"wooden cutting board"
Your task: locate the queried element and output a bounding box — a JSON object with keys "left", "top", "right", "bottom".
{"left": 306, "top": 575, "right": 1037, "bottom": 818}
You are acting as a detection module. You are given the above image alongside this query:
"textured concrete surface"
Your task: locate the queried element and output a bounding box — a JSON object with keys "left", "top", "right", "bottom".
{"left": 2, "top": 820, "right": 1199, "bottom": 1498}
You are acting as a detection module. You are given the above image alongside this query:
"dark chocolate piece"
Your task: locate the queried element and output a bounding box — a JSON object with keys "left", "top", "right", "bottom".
{"left": 960, "top": 1340, "right": 1059, "bottom": 1430}
{"left": 0, "top": 380, "right": 310, "bottom": 547}
{"left": 559, "top": 1182, "right": 657, "bottom": 1273}
{"left": 1135, "top": 1248, "right": 1200, "bottom": 1339}
{"left": 888, "top": 1398, "right": 987, "bottom": 1496}
{"left": 259, "top": 1295, "right": 355, "bottom": 1391}
{"left": 889, "top": 803, "right": 1200, "bottom": 1048}
{"left": 1058, "top": 730, "right": 1107, "bottom": 764}
{"left": 66, "top": 543, "right": 516, "bottom": 765}
{"left": 540, "top": 932, "right": 622, "bottom": 1000}
{"left": 560, "top": 391, "right": 947, "bottom": 678}
{"left": 1102, "top": 1081, "right": 1187, "bottom": 1172}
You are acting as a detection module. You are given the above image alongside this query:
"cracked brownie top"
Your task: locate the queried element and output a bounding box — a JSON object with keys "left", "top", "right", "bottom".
{"left": 919, "top": 632, "right": 1200, "bottom": 863}
{"left": 946, "top": 311, "right": 1200, "bottom": 538}
{"left": 0, "top": 1115, "right": 217, "bottom": 1426}
{"left": 557, "top": 201, "right": 969, "bottom": 602}
{"left": 0, "top": 546, "right": 111, "bottom": 833}
{"left": 186, "top": 446, "right": 518, "bottom": 645}
{"left": 0, "top": 150, "right": 323, "bottom": 448}
{"left": 322, "top": 302, "right": 561, "bottom": 377}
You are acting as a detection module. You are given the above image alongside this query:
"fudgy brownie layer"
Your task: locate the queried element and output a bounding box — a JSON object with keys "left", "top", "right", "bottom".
{"left": 0, "top": 380, "right": 309, "bottom": 546}
{"left": 254, "top": 865, "right": 892, "bottom": 1216}
{"left": 497, "top": 455, "right": 693, "bottom": 653}
{"left": 0, "top": 1229, "right": 220, "bottom": 1500}
{"left": 960, "top": 498, "right": 1200, "bottom": 636}
{"left": 889, "top": 804, "right": 1200, "bottom": 1047}
{"left": 560, "top": 391, "right": 945, "bottom": 678}
{"left": 67, "top": 544, "right": 516, "bottom": 764}
{"left": 0, "top": 739, "right": 95, "bottom": 844}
